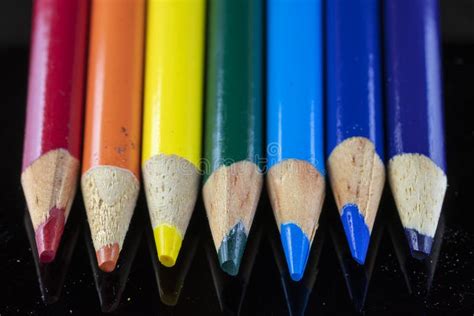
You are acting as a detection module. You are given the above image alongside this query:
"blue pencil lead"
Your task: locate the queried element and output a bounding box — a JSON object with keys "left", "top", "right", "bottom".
{"left": 281, "top": 223, "right": 310, "bottom": 281}
{"left": 341, "top": 204, "right": 370, "bottom": 265}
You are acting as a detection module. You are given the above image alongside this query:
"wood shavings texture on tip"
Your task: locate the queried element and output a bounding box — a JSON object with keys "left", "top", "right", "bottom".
{"left": 327, "top": 136, "right": 385, "bottom": 232}
{"left": 203, "top": 161, "right": 263, "bottom": 251}
{"left": 267, "top": 159, "right": 325, "bottom": 241}
{"left": 143, "top": 154, "right": 200, "bottom": 237}
{"left": 21, "top": 149, "right": 79, "bottom": 230}
{"left": 82, "top": 166, "right": 139, "bottom": 251}
{"left": 389, "top": 153, "right": 447, "bottom": 237}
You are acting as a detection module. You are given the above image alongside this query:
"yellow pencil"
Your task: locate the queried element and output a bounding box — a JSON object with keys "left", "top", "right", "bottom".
{"left": 142, "top": 0, "right": 205, "bottom": 267}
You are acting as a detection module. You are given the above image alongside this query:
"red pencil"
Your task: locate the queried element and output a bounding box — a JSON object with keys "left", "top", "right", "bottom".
{"left": 21, "top": 0, "right": 89, "bottom": 263}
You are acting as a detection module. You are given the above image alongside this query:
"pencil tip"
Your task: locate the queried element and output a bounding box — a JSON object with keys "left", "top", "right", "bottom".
{"left": 154, "top": 224, "right": 183, "bottom": 267}
{"left": 404, "top": 229, "right": 433, "bottom": 260}
{"left": 218, "top": 222, "right": 247, "bottom": 276}
{"left": 96, "top": 243, "right": 120, "bottom": 272}
{"left": 341, "top": 204, "right": 370, "bottom": 265}
{"left": 280, "top": 223, "right": 310, "bottom": 282}
{"left": 35, "top": 207, "right": 66, "bottom": 263}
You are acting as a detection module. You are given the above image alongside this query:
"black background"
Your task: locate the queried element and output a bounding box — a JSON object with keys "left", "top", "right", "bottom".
{"left": 1, "top": 1, "right": 474, "bottom": 315}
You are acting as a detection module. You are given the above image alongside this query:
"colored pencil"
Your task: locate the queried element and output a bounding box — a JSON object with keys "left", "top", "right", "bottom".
{"left": 266, "top": 0, "right": 325, "bottom": 282}
{"left": 142, "top": 0, "right": 205, "bottom": 268}
{"left": 203, "top": 0, "right": 264, "bottom": 276}
{"left": 82, "top": 0, "right": 145, "bottom": 272}
{"left": 384, "top": 0, "right": 447, "bottom": 259}
{"left": 21, "top": 0, "right": 89, "bottom": 263}
{"left": 326, "top": 0, "right": 385, "bottom": 265}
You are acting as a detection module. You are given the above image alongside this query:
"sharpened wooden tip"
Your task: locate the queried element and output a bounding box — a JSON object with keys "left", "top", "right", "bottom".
{"left": 21, "top": 149, "right": 79, "bottom": 261}
{"left": 328, "top": 137, "right": 385, "bottom": 263}
{"left": 327, "top": 137, "right": 385, "bottom": 233}
{"left": 21, "top": 149, "right": 79, "bottom": 231}
{"left": 143, "top": 154, "right": 200, "bottom": 251}
{"left": 267, "top": 159, "right": 325, "bottom": 241}
{"left": 267, "top": 159, "right": 325, "bottom": 280}
{"left": 388, "top": 153, "right": 447, "bottom": 239}
{"left": 82, "top": 166, "right": 139, "bottom": 265}
{"left": 203, "top": 161, "right": 263, "bottom": 263}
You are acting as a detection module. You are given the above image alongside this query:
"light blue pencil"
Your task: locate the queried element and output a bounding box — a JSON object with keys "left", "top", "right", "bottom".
{"left": 267, "top": 0, "right": 325, "bottom": 281}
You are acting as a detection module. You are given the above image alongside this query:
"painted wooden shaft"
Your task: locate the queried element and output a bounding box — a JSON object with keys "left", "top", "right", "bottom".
{"left": 326, "top": 0, "right": 385, "bottom": 264}
{"left": 21, "top": 0, "right": 89, "bottom": 263}
{"left": 142, "top": 0, "right": 205, "bottom": 267}
{"left": 384, "top": 0, "right": 447, "bottom": 258}
{"left": 204, "top": 0, "right": 263, "bottom": 179}
{"left": 267, "top": 0, "right": 325, "bottom": 281}
{"left": 82, "top": 0, "right": 145, "bottom": 272}
{"left": 203, "top": 0, "right": 263, "bottom": 276}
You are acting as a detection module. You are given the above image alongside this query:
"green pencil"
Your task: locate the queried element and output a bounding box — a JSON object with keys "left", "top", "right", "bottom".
{"left": 203, "top": 0, "right": 263, "bottom": 276}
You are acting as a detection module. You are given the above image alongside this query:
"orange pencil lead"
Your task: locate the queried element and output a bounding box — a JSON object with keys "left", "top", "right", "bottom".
{"left": 96, "top": 243, "right": 120, "bottom": 273}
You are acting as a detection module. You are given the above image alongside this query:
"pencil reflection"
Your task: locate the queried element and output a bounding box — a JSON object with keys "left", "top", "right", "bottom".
{"left": 146, "top": 206, "right": 202, "bottom": 306}
{"left": 205, "top": 210, "right": 263, "bottom": 315}
{"left": 84, "top": 204, "right": 145, "bottom": 312}
{"left": 388, "top": 203, "right": 445, "bottom": 297}
{"left": 329, "top": 199, "right": 386, "bottom": 313}
{"left": 268, "top": 213, "right": 326, "bottom": 316}
{"left": 24, "top": 202, "right": 82, "bottom": 304}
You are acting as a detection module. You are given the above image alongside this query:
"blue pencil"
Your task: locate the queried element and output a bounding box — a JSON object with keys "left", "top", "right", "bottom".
{"left": 384, "top": 0, "right": 447, "bottom": 259}
{"left": 326, "top": 0, "right": 385, "bottom": 265}
{"left": 267, "top": 0, "right": 325, "bottom": 281}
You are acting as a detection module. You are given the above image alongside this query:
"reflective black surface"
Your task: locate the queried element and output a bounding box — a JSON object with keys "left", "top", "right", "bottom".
{"left": 1, "top": 1, "right": 474, "bottom": 315}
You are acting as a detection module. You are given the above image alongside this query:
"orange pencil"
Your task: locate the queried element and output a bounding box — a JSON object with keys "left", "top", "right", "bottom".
{"left": 82, "top": 0, "right": 145, "bottom": 272}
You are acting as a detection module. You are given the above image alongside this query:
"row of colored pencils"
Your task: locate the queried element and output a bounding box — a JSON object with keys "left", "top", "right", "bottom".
{"left": 21, "top": 0, "right": 447, "bottom": 282}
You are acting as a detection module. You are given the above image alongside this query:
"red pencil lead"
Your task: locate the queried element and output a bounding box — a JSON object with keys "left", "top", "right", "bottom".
{"left": 35, "top": 207, "right": 65, "bottom": 263}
